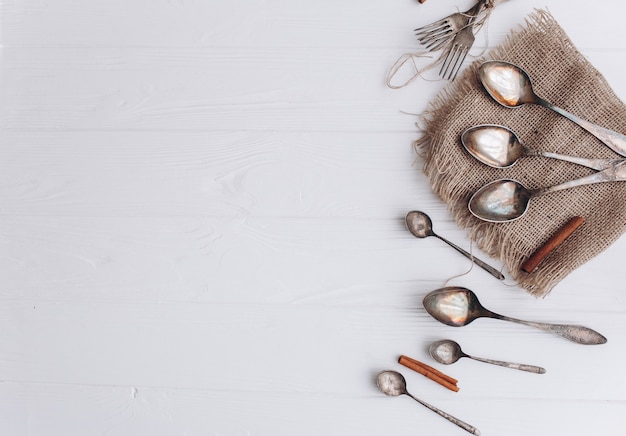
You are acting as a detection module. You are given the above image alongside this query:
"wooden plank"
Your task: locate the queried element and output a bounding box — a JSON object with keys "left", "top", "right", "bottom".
{"left": 2, "top": 46, "right": 626, "bottom": 132}
{"left": 0, "top": 382, "right": 622, "bottom": 436}
{"left": 1, "top": 299, "right": 623, "bottom": 399}
{"left": 1, "top": 0, "right": 624, "bottom": 51}
{"left": 1, "top": 215, "right": 494, "bottom": 301}
{"left": 0, "top": 46, "right": 438, "bottom": 132}
{"left": 0, "top": 131, "right": 433, "bottom": 217}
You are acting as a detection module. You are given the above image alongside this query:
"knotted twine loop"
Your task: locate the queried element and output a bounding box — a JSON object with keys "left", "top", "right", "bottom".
{"left": 385, "top": 1, "right": 496, "bottom": 89}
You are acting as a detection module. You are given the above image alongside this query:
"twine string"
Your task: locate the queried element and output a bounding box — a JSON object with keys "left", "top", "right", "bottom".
{"left": 386, "top": 2, "right": 495, "bottom": 89}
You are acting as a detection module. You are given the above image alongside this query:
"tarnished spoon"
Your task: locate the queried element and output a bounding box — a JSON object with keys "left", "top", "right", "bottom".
{"left": 405, "top": 211, "right": 504, "bottom": 280}
{"left": 422, "top": 287, "right": 607, "bottom": 345}
{"left": 376, "top": 370, "right": 481, "bottom": 435}
{"left": 429, "top": 339, "right": 546, "bottom": 374}
{"left": 468, "top": 160, "right": 626, "bottom": 222}
{"left": 479, "top": 60, "right": 626, "bottom": 157}
{"left": 461, "top": 124, "right": 623, "bottom": 170}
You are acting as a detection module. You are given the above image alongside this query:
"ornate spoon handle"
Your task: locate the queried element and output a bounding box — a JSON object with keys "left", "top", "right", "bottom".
{"left": 526, "top": 147, "right": 623, "bottom": 171}
{"left": 536, "top": 97, "right": 626, "bottom": 158}
{"left": 468, "top": 355, "right": 546, "bottom": 374}
{"left": 535, "top": 160, "right": 626, "bottom": 197}
{"left": 492, "top": 313, "right": 607, "bottom": 345}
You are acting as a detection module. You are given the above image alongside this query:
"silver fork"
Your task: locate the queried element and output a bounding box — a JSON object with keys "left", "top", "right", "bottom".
{"left": 438, "top": 6, "right": 483, "bottom": 80}
{"left": 414, "top": 0, "right": 486, "bottom": 52}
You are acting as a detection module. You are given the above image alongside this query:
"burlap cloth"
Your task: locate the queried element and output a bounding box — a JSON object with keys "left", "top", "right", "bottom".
{"left": 417, "top": 10, "right": 626, "bottom": 297}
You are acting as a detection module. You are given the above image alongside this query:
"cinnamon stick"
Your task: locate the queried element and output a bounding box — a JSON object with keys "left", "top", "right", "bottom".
{"left": 398, "top": 355, "right": 459, "bottom": 392}
{"left": 521, "top": 216, "right": 584, "bottom": 273}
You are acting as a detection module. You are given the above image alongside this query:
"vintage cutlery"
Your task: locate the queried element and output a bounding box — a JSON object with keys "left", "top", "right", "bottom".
{"left": 405, "top": 211, "right": 504, "bottom": 280}
{"left": 414, "top": 0, "right": 486, "bottom": 52}
{"left": 376, "top": 370, "right": 481, "bottom": 435}
{"left": 468, "top": 160, "right": 626, "bottom": 222}
{"left": 461, "top": 124, "right": 624, "bottom": 170}
{"left": 439, "top": 14, "right": 481, "bottom": 80}
{"left": 423, "top": 287, "right": 607, "bottom": 345}
{"left": 429, "top": 339, "right": 546, "bottom": 373}
{"left": 479, "top": 61, "right": 626, "bottom": 157}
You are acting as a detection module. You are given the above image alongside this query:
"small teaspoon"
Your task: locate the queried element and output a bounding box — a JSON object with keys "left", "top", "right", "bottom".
{"left": 376, "top": 370, "right": 481, "bottom": 435}
{"left": 429, "top": 339, "right": 546, "bottom": 374}
{"left": 405, "top": 211, "right": 504, "bottom": 279}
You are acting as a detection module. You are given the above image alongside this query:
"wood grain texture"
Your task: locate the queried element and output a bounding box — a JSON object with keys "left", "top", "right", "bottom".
{"left": 1, "top": 0, "right": 625, "bottom": 435}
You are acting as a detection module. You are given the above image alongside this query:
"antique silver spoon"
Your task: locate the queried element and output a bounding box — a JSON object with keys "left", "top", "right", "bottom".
{"left": 479, "top": 60, "right": 626, "bottom": 157}
{"left": 429, "top": 339, "right": 546, "bottom": 374}
{"left": 468, "top": 159, "right": 626, "bottom": 222}
{"left": 461, "top": 124, "right": 623, "bottom": 170}
{"left": 405, "top": 211, "right": 504, "bottom": 279}
{"left": 376, "top": 370, "right": 481, "bottom": 435}
{"left": 422, "top": 287, "right": 607, "bottom": 345}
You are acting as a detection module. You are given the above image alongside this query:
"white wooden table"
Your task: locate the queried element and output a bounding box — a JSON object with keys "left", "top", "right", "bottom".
{"left": 2, "top": 1, "right": 625, "bottom": 434}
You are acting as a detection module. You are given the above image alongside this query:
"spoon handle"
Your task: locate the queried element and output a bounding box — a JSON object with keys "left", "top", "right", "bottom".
{"left": 536, "top": 97, "right": 626, "bottom": 158}
{"left": 532, "top": 149, "right": 623, "bottom": 172}
{"left": 536, "top": 160, "right": 626, "bottom": 197}
{"left": 435, "top": 234, "right": 505, "bottom": 280}
{"left": 405, "top": 392, "right": 481, "bottom": 435}
{"left": 493, "top": 313, "right": 607, "bottom": 345}
{"left": 468, "top": 355, "right": 546, "bottom": 374}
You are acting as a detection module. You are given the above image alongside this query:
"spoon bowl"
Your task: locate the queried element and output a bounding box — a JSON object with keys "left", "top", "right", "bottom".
{"left": 429, "top": 339, "right": 467, "bottom": 364}
{"left": 405, "top": 211, "right": 504, "bottom": 279}
{"left": 461, "top": 124, "right": 525, "bottom": 168}
{"left": 376, "top": 370, "right": 480, "bottom": 435}
{"left": 405, "top": 210, "right": 436, "bottom": 239}
{"left": 429, "top": 339, "right": 546, "bottom": 374}
{"left": 422, "top": 287, "right": 607, "bottom": 345}
{"left": 376, "top": 370, "right": 409, "bottom": 397}
{"left": 468, "top": 179, "right": 533, "bottom": 223}
{"left": 478, "top": 61, "right": 537, "bottom": 108}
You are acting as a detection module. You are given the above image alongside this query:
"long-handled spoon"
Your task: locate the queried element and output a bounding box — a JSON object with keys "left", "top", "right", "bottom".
{"left": 479, "top": 60, "right": 626, "bottom": 157}
{"left": 376, "top": 370, "right": 480, "bottom": 435}
{"left": 429, "top": 339, "right": 546, "bottom": 374}
{"left": 468, "top": 159, "right": 626, "bottom": 222}
{"left": 461, "top": 124, "right": 624, "bottom": 170}
{"left": 405, "top": 211, "right": 504, "bottom": 279}
{"left": 422, "top": 287, "right": 607, "bottom": 345}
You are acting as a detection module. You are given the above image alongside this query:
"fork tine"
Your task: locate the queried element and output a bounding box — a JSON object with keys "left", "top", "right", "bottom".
{"left": 421, "top": 36, "right": 454, "bottom": 52}
{"left": 416, "top": 26, "right": 452, "bottom": 41}
{"left": 417, "top": 30, "right": 457, "bottom": 51}
{"left": 414, "top": 19, "right": 448, "bottom": 34}
{"left": 449, "top": 47, "right": 470, "bottom": 80}
{"left": 439, "top": 43, "right": 459, "bottom": 79}
{"left": 415, "top": 27, "right": 448, "bottom": 40}
{"left": 425, "top": 37, "right": 451, "bottom": 52}
{"left": 419, "top": 28, "right": 453, "bottom": 43}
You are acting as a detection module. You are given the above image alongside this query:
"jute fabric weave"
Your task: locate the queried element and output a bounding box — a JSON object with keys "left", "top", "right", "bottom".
{"left": 417, "top": 10, "right": 626, "bottom": 297}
